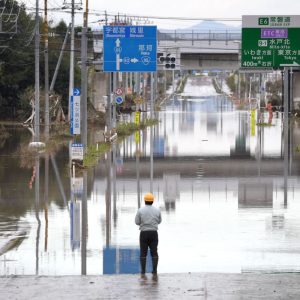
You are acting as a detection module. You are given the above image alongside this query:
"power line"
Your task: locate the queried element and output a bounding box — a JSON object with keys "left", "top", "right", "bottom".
{"left": 101, "top": 12, "right": 241, "bottom": 22}
{"left": 24, "top": 7, "right": 242, "bottom": 23}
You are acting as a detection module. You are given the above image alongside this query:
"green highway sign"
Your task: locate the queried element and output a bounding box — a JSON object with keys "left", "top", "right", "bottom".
{"left": 242, "top": 15, "right": 300, "bottom": 69}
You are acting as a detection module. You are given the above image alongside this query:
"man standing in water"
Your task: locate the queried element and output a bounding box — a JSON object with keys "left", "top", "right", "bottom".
{"left": 135, "top": 193, "right": 162, "bottom": 277}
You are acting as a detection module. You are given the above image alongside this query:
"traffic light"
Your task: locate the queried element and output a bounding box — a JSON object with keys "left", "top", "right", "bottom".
{"left": 159, "top": 54, "right": 176, "bottom": 69}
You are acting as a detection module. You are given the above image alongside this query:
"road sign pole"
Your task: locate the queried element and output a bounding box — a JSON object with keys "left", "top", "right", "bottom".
{"left": 129, "top": 73, "right": 132, "bottom": 91}
{"left": 172, "top": 70, "right": 175, "bottom": 100}
{"left": 81, "top": 26, "right": 88, "bottom": 150}
{"left": 107, "top": 73, "right": 112, "bottom": 133}
{"left": 113, "top": 72, "right": 117, "bottom": 128}
{"left": 109, "top": 93, "right": 113, "bottom": 132}
{"left": 143, "top": 73, "right": 147, "bottom": 111}
{"left": 284, "top": 67, "right": 289, "bottom": 207}
{"left": 125, "top": 72, "right": 128, "bottom": 94}
{"left": 154, "top": 72, "right": 158, "bottom": 102}
{"left": 290, "top": 67, "right": 293, "bottom": 112}
{"left": 137, "top": 73, "right": 141, "bottom": 111}
{"left": 150, "top": 72, "right": 154, "bottom": 119}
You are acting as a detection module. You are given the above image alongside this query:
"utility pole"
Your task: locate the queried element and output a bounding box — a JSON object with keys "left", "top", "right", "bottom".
{"left": 44, "top": 0, "right": 49, "bottom": 138}
{"left": 81, "top": 0, "right": 88, "bottom": 148}
{"left": 34, "top": 0, "right": 40, "bottom": 142}
{"left": 62, "top": 0, "right": 82, "bottom": 121}
{"left": 50, "top": 25, "right": 71, "bottom": 92}
{"left": 81, "top": 0, "right": 89, "bottom": 276}
{"left": 68, "top": 0, "right": 75, "bottom": 122}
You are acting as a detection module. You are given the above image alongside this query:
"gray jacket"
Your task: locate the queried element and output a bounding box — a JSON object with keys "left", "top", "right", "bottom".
{"left": 135, "top": 205, "right": 162, "bottom": 231}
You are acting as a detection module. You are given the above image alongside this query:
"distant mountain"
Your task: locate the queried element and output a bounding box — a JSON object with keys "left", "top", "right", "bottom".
{"left": 160, "top": 21, "right": 241, "bottom": 32}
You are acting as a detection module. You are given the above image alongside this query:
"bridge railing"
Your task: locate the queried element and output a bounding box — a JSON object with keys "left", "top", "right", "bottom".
{"left": 157, "top": 30, "right": 241, "bottom": 44}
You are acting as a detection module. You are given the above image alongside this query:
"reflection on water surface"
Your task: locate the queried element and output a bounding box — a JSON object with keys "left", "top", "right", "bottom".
{"left": 1, "top": 76, "right": 300, "bottom": 275}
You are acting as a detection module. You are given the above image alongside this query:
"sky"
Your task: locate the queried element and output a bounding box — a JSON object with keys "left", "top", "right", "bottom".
{"left": 22, "top": 0, "right": 300, "bottom": 30}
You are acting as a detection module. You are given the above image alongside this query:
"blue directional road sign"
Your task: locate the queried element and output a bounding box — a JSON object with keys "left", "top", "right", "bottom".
{"left": 73, "top": 88, "right": 81, "bottom": 96}
{"left": 115, "top": 96, "right": 124, "bottom": 105}
{"left": 103, "top": 25, "right": 157, "bottom": 72}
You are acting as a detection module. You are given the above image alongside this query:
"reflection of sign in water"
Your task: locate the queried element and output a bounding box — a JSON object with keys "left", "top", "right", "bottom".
{"left": 103, "top": 247, "right": 152, "bottom": 274}
{"left": 135, "top": 131, "right": 140, "bottom": 143}
{"left": 134, "top": 111, "right": 140, "bottom": 125}
{"left": 70, "top": 202, "right": 81, "bottom": 250}
{"left": 238, "top": 179, "right": 273, "bottom": 208}
{"left": 272, "top": 214, "right": 285, "bottom": 230}
{"left": 163, "top": 173, "right": 180, "bottom": 211}
{"left": 154, "top": 137, "right": 165, "bottom": 156}
{"left": 116, "top": 157, "right": 123, "bottom": 174}
{"left": 71, "top": 177, "right": 83, "bottom": 197}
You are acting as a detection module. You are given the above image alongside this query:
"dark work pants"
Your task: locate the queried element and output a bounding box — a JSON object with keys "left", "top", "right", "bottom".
{"left": 139, "top": 231, "right": 158, "bottom": 258}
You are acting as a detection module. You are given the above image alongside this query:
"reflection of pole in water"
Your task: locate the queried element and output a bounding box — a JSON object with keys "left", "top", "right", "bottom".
{"left": 220, "top": 95, "right": 223, "bottom": 134}
{"left": 34, "top": 156, "right": 41, "bottom": 275}
{"left": 81, "top": 171, "right": 87, "bottom": 275}
{"left": 257, "top": 116, "right": 261, "bottom": 178}
{"left": 150, "top": 126, "right": 154, "bottom": 193}
{"left": 113, "top": 143, "right": 117, "bottom": 227}
{"left": 105, "top": 151, "right": 112, "bottom": 247}
{"left": 112, "top": 73, "right": 117, "bottom": 128}
{"left": 164, "top": 107, "right": 166, "bottom": 140}
{"left": 283, "top": 67, "right": 289, "bottom": 208}
{"left": 50, "top": 155, "right": 68, "bottom": 209}
{"left": 44, "top": 154, "right": 49, "bottom": 251}
{"left": 136, "top": 136, "right": 141, "bottom": 208}
{"left": 172, "top": 70, "right": 175, "bottom": 100}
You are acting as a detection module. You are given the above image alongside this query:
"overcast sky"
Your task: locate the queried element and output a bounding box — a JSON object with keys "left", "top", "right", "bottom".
{"left": 23, "top": 0, "right": 300, "bottom": 29}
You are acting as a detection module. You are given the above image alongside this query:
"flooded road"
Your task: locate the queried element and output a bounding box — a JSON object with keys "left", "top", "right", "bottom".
{"left": 1, "top": 75, "right": 300, "bottom": 275}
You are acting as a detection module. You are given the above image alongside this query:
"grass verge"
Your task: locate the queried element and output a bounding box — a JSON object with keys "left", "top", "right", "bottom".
{"left": 256, "top": 122, "right": 274, "bottom": 126}
{"left": 83, "top": 118, "right": 158, "bottom": 168}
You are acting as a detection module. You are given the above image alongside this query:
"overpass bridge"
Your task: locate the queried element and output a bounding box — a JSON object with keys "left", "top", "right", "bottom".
{"left": 93, "top": 29, "right": 241, "bottom": 71}
{"left": 157, "top": 30, "right": 240, "bottom": 70}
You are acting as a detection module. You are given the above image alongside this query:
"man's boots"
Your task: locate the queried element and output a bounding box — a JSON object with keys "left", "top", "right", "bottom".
{"left": 152, "top": 256, "right": 159, "bottom": 274}
{"left": 140, "top": 257, "right": 147, "bottom": 274}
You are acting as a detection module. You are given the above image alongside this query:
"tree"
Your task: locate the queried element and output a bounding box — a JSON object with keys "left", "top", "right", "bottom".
{"left": 0, "top": 4, "right": 78, "bottom": 120}
{"left": 0, "top": 1, "right": 35, "bottom": 118}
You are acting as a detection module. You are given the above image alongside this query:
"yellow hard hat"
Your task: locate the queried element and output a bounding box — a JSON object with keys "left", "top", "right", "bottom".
{"left": 144, "top": 193, "right": 154, "bottom": 202}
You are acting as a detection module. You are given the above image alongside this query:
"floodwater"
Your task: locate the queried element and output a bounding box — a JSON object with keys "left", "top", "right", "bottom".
{"left": 1, "top": 75, "right": 300, "bottom": 276}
